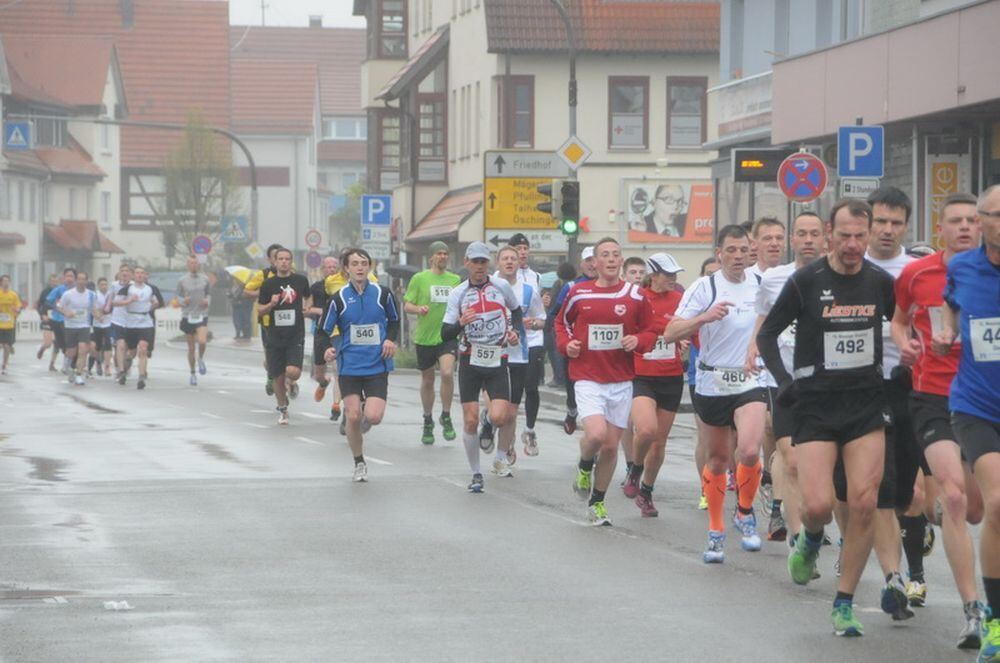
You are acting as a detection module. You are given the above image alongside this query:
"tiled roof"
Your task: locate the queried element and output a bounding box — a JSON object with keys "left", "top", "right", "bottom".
{"left": 229, "top": 26, "right": 366, "bottom": 117}
{"left": 231, "top": 60, "right": 318, "bottom": 136}
{"left": 44, "top": 220, "right": 124, "bottom": 254}
{"left": 318, "top": 141, "right": 367, "bottom": 163}
{"left": 3, "top": 138, "right": 105, "bottom": 179}
{"left": 377, "top": 25, "right": 448, "bottom": 101}
{"left": 0, "top": 0, "right": 231, "bottom": 168}
{"left": 0, "top": 233, "right": 27, "bottom": 246}
{"left": 485, "top": 0, "right": 719, "bottom": 54}
{"left": 407, "top": 186, "right": 482, "bottom": 243}
{"left": 1, "top": 34, "right": 114, "bottom": 108}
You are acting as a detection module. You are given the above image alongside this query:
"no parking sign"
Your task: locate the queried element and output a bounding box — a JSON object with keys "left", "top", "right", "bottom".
{"left": 777, "top": 153, "right": 828, "bottom": 203}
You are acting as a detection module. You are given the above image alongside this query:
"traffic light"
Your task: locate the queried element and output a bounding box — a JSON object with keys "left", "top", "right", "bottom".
{"left": 559, "top": 180, "right": 580, "bottom": 237}
{"left": 536, "top": 180, "right": 564, "bottom": 222}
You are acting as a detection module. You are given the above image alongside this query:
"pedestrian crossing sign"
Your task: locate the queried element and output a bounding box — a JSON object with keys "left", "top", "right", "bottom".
{"left": 4, "top": 122, "right": 31, "bottom": 150}
{"left": 219, "top": 215, "right": 249, "bottom": 243}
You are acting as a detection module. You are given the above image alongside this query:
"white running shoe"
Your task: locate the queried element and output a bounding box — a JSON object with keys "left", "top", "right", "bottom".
{"left": 353, "top": 462, "right": 368, "bottom": 482}
{"left": 74, "top": 374, "right": 85, "bottom": 386}
{"left": 277, "top": 407, "right": 289, "bottom": 426}
{"left": 492, "top": 458, "right": 512, "bottom": 477}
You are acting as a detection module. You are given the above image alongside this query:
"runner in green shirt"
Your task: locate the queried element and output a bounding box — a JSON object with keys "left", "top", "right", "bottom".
{"left": 404, "top": 241, "right": 461, "bottom": 444}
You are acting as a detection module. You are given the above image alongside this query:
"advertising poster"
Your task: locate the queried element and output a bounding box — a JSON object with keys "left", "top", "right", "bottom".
{"left": 625, "top": 181, "right": 715, "bottom": 244}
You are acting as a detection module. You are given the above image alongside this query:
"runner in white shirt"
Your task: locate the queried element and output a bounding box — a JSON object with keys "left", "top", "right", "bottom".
{"left": 747, "top": 211, "right": 825, "bottom": 544}
{"left": 90, "top": 277, "right": 114, "bottom": 377}
{"left": 108, "top": 265, "right": 133, "bottom": 383}
{"left": 492, "top": 245, "right": 545, "bottom": 476}
{"left": 665, "top": 224, "right": 768, "bottom": 563}
{"left": 56, "top": 270, "right": 96, "bottom": 386}
{"left": 114, "top": 266, "right": 158, "bottom": 390}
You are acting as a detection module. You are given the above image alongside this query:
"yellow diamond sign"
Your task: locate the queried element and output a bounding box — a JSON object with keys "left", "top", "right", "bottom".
{"left": 557, "top": 135, "right": 592, "bottom": 170}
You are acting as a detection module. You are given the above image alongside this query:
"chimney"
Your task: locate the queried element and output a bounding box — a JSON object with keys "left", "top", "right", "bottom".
{"left": 309, "top": 15, "right": 323, "bottom": 28}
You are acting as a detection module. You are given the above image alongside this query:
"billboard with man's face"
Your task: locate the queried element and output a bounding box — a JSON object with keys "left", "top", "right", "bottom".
{"left": 625, "top": 181, "right": 714, "bottom": 244}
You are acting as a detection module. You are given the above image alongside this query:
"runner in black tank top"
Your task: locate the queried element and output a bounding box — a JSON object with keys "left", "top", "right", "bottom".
{"left": 757, "top": 199, "right": 895, "bottom": 638}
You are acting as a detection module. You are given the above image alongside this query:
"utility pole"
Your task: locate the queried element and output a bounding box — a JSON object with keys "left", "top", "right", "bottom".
{"left": 549, "top": 0, "right": 579, "bottom": 263}
{"left": 260, "top": 0, "right": 268, "bottom": 26}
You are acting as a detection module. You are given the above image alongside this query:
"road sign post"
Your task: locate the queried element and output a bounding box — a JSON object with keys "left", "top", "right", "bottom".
{"left": 777, "top": 152, "right": 828, "bottom": 203}
{"left": 838, "top": 125, "right": 884, "bottom": 178}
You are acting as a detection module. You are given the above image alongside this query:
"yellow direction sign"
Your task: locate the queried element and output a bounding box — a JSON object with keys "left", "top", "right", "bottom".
{"left": 484, "top": 177, "right": 560, "bottom": 229}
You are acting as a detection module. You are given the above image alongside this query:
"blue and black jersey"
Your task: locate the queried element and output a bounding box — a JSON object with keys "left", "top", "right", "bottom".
{"left": 323, "top": 281, "right": 400, "bottom": 376}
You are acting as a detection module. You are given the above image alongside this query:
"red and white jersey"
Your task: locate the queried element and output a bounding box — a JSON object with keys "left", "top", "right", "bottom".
{"left": 895, "top": 252, "right": 960, "bottom": 396}
{"left": 442, "top": 277, "right": 519, "bottom": 356}
{"left": 555, "top": 280, "right": 658, "bottom": 383}
{"left": 633, "top": 287, "right": 684, "bottom": 377}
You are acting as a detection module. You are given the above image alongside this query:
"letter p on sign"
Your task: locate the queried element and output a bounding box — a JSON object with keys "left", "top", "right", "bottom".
{"left": 837, "top": 126, "right": 884, "bottom": 179}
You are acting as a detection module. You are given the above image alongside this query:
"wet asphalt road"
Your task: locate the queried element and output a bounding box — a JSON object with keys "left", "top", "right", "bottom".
{"left": 0, "top": 337, "right": 983, "bottom": 662}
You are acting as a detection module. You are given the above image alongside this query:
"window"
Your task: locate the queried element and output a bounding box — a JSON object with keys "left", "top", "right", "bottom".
{"left": 474, "top": 81, "right": 480, "bottom": 155}
{"left": 68, "top": 187, "right": 77, "bottom": 219}
{"left": 379, "top": 0, "right": 407, "bottom": 58}
{"left": 17, "top": 181, "right": 25, "bottom": 221}
{"left": 500, "top": 75, "right": 534, "bottom": 148}
{"left": 418, "top": 93, "right": 447, "bottom": 181}
{"left": 323, "top": 117, "right": 368, "bottom": 140}
{"left": 34, "top": 117, "right": 66, "bottom": 147}
{"left": 343, "top": 172, "right": 360, "bottom": 189}
{"left": 29, "top": 182, "right": 37, "bottom": 222}
{"left": 101, "top": 191, "right": 112, "bottom": 228}
{"left": 377, "top": 112, "right": 401, "bottom": 191}
{"left": 0, "top": 175, "right": 7, "bottom": 219}
{"left": 729, "top": 0, "right": 744, "bottom": 80}
{"left": 667, "top": 77, "right": 707, "bottom": 147}
{"left": 608, "top": 77, "right": 648, "bottom": 149}
{"left": 101, "top": 122, "right": 111, "bottom": 152}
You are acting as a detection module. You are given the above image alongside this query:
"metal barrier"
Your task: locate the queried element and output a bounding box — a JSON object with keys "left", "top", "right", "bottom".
{"left": 13, "top": 308, "right": 183, "bottom": 341}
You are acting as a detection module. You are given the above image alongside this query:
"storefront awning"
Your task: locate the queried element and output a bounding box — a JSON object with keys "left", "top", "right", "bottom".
{"left": 44, "top": 220, "right": 124, "bottom": 253}
{"left": 406, "top": 186, "right": 481, "bottom": 243}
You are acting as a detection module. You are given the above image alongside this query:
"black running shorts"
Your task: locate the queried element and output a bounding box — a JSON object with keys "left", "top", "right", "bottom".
{"left": 415, "top": 339, "right": 458, "bottom": 371}
{"left": 692, "top": 388, "right": 767, "bottom": 428}
{"left": 339, "top": 372, "right": 389, "bottom": 400}
{"left": 265, "top": 342, "right": 304, "bottom": 379}
{"left": 952, "top": 411, "right": 1000, "bottom": 469}
{"left": 632, "top": 374, "right": 684, "bottom": 412}
{"left": 458, "top": 355, "right": 510, "bottom": 404}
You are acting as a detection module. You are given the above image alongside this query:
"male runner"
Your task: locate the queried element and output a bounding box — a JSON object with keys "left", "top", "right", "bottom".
{"left": 308, "top": 255, "right": 339, "bottom": 408}
{"left": 56, "top": 270, "right": 95, "bottom": 386}
{"left": 549, "top": 246, "right": 597, "bottom": 435}
{"left": 116, "top": 266, "right": 158, "bottom": 390}
{"left": 746, "top": 217, "right": 786, "bottom": 279}
{"left": 108, "top": 264, "right": 133, "bottom": 382}
{"left": 893, "top": 192, "right": 987, "bottom": 648}
{"left": 620, "top": 256, "right": 649, "bottom": 479}
{"left": 747, "top": 211, "right": 825, "bottom": 543}
{"left": 507, "top": 233, "right": 547, "bottom": 456}
{"left": 404, "top": 241, "right": 460, "bottom": 445}
{"left": 666, "top": 224, "right": 768, "bottom": 561}
{"left": 244, "top": 243, "right": 285, "bottom": 396}
{"left": 441, "top": 242, "right": 521, "bottom": 494}
{"left": 257, "top": 248, "right": 311, "bottom": 425}
{"left": 557, "top": 237, "right": 657, "bottom": 526}
{"left": 177, "top": 256, "right": 211, "bottom": 386}
{"left": 758, "top": 198, "right": 896, "bottom": 637}
{"left": 35, "top": 274, "right": 59, "bottom": 369}
{"left": 90, "top": 277, "right": 113, "bottom": 377}
{"left": 691, "top": 256, "right": 721, "bottom": 510}
{"left": 323, "top": 248, "right": 398, "bottom": 482}
{"left": 933, "top": 184, "right": 1000, "bottom": 661}
{"left": 493, "top": 245, "right": 545, "bottom": 475}
{"left": 46, "top": 268, "right": 77, "bottom": 374}
{"left": 0, "top": 275, "right": 23, "bottom": 374}
{"left": 856, "top": 186, "right": 918, "bottom": 621}
{"left": 625, "top": 253, "right": 685, "bottom": 517}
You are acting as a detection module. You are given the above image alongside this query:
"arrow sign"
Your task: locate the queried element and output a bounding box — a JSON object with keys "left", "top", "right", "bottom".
{"left": 493, "top": 154, "right": 506, "bottom": 174}
{"left": 488, "top": 234, "right": 511, "bottom": 247}
{"left": 488, "top": 192, "right": 497, "bottom": 210}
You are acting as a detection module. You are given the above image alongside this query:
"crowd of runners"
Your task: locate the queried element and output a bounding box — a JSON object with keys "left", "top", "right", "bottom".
{"left": 2, "top": 185, "right": 999, "bottom": 658}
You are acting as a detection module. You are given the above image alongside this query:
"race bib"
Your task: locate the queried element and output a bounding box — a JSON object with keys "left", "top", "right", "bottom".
{"left": 928, "top": 306, "right": 944, "bottom": 339}
{"left": 642, "top": 336, "right": 676, "bottom": 361}
{"left": 274, "top": 309, "right": 296, "bottom": 327}
{"left": 430, "top": 285, "right": 452, "bottom": 304}
{"left": 0, "top": 313, "right": 10, "bottom": 323}
{"left": 470, "top": 343, "right": 501, "bottom": 368}
{"left": 588, "top": 324, "right": 623, "bottom": 351}
{"left": 824, "top": 328, "right": 874, "bottom": 370}
{"left": 351, "top": 323, "right": 380, "bottom": 346}
{"left": 970, "top": 317, "right": 1000, "bottom": 362}
{"left": 186, "top": 314, "right": 204, "bottom": 325}
{"left": 74, "top": 308, "right": 89, "bottom": 319}
{"left": 712, "top": 368, "right": 753, "bottom": 395}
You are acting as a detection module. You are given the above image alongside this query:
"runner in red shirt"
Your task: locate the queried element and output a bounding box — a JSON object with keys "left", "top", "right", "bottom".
{"left": 891, "top": 192, "right": 987, "bottom": 649}
{"left": 624, "top": 253, "right": 687, "bottom": 517}
{"left": 555, "top": 237, "right": 657, "bottom": 526}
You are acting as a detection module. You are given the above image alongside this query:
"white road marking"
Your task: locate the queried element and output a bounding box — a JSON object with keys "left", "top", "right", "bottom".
{"left": 297, "top": 412, "right": 326, "bottom": 420}
{"left": 295, "top": 436, "right": 324, "bottom": 446}
{"left": 244, "top": 423, "right": 268, "bottom": 429}
{"left": 250, "top": 409, "right": 272, "bottom": 413}
{"left": 200, "top": 412, "right": 223, "bottom": 419}
{"left": 216, "top": 390, "right": 230, "bottom": 394}
{"left": 365, "top": 456, "right": 392, "bottom": 466}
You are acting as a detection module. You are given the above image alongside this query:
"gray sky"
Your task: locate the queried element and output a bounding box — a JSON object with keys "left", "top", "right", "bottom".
{"left": 229, "top": 0, "right": 365, "bottom": 28}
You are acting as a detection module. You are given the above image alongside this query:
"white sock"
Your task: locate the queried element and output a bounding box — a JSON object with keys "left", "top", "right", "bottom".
{"left": 463, "top": 432, "right": 481, "bottom": 474}
{"left": 525, "top": 427, "right": 534, "bottom": 433}
{"left": 495, "top": 447, "right": 506, "bottom": 463}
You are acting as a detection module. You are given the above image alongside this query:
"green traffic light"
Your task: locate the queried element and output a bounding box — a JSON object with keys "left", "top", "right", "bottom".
{"left": 560, "top": 218, "right": 579, "bottom": 236}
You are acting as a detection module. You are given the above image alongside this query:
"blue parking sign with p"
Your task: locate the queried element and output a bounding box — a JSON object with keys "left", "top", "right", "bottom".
{"left": 361, "top": 194, "right": 392, "bottom": 226}
{"left": 838, "top": 126, "right": 884, "bottom": 178}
